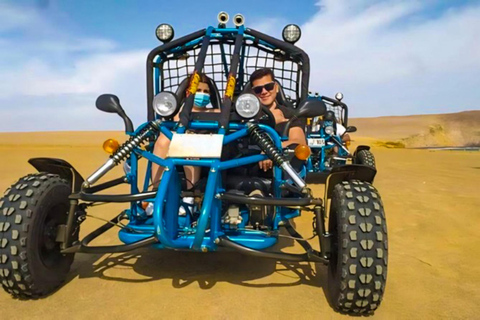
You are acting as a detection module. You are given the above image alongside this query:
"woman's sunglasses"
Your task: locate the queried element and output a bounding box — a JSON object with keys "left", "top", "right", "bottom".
{"left": 252, "top": 81, "right": 275, "bottom": 94}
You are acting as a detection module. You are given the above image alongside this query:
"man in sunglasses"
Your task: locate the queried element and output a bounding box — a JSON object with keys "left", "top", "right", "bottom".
{"left": 250, "top": 68, "right": 307, "bottom": 171}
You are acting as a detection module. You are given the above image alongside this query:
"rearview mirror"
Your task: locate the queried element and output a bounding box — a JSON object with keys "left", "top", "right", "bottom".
{"left": 96, "top": 94, "right": 124, "bottom": 114}
{"left": 95, "top": 94, "right": 134, "bottom": 133}
{"left": 346, "top": 126, "right": 357, "bottom": 133}
{"left": 296, "top": 99, "right": 327, "bottom": 118}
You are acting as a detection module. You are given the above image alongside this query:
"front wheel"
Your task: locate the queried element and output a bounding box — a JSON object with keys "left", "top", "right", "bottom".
{"left": 0, "top": 173, "right": 75, "bottom": 298}
{"left": 326, "top": 180, "right": 388, "bottom": 315}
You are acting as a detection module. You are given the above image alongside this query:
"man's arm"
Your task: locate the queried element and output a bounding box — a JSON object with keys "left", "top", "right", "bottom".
{"left": 282, "top": 126, "right": 306, "bottom": 148}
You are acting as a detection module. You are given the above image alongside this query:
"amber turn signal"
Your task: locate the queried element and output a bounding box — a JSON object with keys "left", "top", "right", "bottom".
{"left": 345, "top": 140, "right": 351, "bottom": 148}
{"left": 294, "top": 144, "right": 311, "bottom": 160}
{"left": 103, "top": 138, "right": 120, "bottom": 154}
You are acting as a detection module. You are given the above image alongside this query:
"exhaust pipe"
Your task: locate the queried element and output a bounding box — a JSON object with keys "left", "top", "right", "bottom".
{"left": 233, "top": 13, "right": 244, "bottom": 27}
{"left": 217, "top": 11, "right": 229, "bottom": 27}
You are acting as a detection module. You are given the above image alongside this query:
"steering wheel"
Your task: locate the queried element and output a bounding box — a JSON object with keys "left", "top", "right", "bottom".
{"left": 259, "top": 106, "right": 276, "bottom": 129}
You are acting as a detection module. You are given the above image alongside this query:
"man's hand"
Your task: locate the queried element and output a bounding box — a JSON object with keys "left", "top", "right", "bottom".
{"left": 259, "top": 159, "right": 273, "bottom": 171}
{"left": 342, "top": 133, "right": 351, "bottom": 142}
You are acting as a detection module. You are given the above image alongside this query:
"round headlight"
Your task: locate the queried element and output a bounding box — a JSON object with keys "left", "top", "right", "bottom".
{"left": 325, "top": 125, "right": 334, "bottom": 136}
{"left": 233, "top": 14, "right": 245, "bottom": 27}
{"left": 153, "top": 92, "right": 178, "bottom": 117}
{"left": 235, "top": 93, "right": 260, "bottom": 119}
{"left": 282, "top": 24, "right": 301, "bottom": 44}
{"left": 155, "top": 24, "right": 174, "bottom": 43}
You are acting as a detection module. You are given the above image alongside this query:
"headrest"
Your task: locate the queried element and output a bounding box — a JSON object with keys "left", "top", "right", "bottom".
{"left": 242, "top": 80, "right": 294, "bottom": 109}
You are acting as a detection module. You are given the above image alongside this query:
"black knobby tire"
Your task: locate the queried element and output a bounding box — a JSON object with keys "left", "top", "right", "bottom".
{"left": 327, "top": 180, "right": 388, "bottom": 315}
{"left": 0, "top": 173, "right": 75, "bottom": 298}
{"left": 355, "top": 150, "right": 376, "bottom": 169}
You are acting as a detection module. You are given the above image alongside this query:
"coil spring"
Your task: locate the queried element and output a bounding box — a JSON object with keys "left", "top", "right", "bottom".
{"left": 111, "top": 121, "right": 160, "bottom": 164}
{"left": 247, "top": 124, "right": 286, "bottom": 167}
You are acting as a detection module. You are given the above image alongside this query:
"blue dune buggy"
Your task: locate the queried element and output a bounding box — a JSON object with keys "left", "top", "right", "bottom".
{"left": 304, "top": 93, "right": 376, "bottom": 182}
{"left": 0, "top": 12, "right": 387, "bottom": 315}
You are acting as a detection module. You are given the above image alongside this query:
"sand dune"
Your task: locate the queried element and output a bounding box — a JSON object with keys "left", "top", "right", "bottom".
{"left": 0, "top": 115, "right": 479, "bottom": 319}
{"left": 0, "top": 131, "right": 127, "bottom": 147}
{"left": 1, "top": 111, "right": 478, "bottom": 149}
{"left": 351, "top": 110, "right": 480, "bottom": 148}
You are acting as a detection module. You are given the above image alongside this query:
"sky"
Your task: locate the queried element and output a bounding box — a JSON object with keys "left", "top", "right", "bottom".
{"left": 0, "top": 0, "right": 479, "bottom": 132}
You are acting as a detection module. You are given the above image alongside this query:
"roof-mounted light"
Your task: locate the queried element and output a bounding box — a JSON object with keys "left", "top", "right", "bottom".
{"left": 218, "top": 11, "right": 229, "bottom": 27}
{"left": 282, "top": 24, "right": 301, "bottom": 44}
{"left": 233, "top": 14, "right": 244, "bottom": 27}
{"left": 155, "top": 24, "right": 174, "bottom": 43}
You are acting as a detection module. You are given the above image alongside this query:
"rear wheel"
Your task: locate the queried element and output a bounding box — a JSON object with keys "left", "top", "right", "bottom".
{"left": 355, "top": 149, "right": 376, "bottom": 169}
{"left": 0, "top": 173, "right": 75, "bottom": 298}
{"left": 327, "top": 180, "right": 388, "bottom": 315}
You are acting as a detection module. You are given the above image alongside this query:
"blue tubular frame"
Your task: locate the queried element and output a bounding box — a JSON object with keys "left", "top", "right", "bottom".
{"left": 307, "top": 126, "right": 349, "bottom": 173}
{"left": 119, "top": 25, "right": 313, "bottom": 252}
{"left": 123, "top": 120, "right": 290, "bottom": 250}
{"left": 147, "top": 26, "right": 301, "bottom": 122}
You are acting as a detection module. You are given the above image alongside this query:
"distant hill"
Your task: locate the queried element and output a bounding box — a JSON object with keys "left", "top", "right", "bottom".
{"left": 0, "top": 111, "right": 478, "bottom": 149}
{"left": 350, "top": 110, "right": 480, "bottom": 148}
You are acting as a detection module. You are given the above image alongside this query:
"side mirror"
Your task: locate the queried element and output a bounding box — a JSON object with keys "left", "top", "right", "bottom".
{"left": 295, "top": 99, "right": 327, "bottom": 119}
{"left": 346, "top": 126, "right": 357, "bottom": 133}
{"left": 96, "top": 94, "right": 134, "bottom": 133}
{"left": 96, "top": 94, "right": 124, "bottom": 114}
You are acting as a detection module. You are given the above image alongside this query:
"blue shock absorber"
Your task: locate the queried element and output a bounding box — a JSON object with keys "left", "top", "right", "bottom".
{"left": 247, "top": 124, "right": 287, "bottom": 167}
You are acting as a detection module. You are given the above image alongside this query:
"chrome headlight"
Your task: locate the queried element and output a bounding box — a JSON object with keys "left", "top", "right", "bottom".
{"left": 335, "top": 92, "right": 344, "bottom": 101}
{"left": 235, "top": 93, "right": 260, "bottom": 119}
{"left": 233, "top": 13, "right": 245, "bottom": 27}
{"left": 153, "top": 92, "right": 178, "bottom": 117}
{"left": 325, "top": 125, "right": 334, "bottom": 136}
{"left": 155, "top": 24, "right": 174, "bottom": 43}
{"left": 218, "top": 11, "right": 229, "bottom": 24}
{"left": 282, "top": 24, "right": 301, "bottom": 44}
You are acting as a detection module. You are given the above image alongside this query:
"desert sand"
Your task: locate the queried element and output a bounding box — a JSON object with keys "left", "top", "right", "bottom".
{"left": 0, "top": 113, "right": 479, "bottom": 319}
{"left": 352, "top": 110, "right": 480, "bottom": 148}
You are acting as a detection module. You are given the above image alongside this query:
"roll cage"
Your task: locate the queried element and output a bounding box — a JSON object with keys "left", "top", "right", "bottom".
{"left": 146, "top": 26, "right": 310, "bottom": 124}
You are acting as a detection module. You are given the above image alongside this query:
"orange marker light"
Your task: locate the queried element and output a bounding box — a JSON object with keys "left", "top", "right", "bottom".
{"left": 103, "top": 139, "right": 120, "bottom": 154}
{"left": 294, "top": 144, "right": 311, "bottom": 160}
{"left": 345, "top": 140, "right": 351, "bottom": 148}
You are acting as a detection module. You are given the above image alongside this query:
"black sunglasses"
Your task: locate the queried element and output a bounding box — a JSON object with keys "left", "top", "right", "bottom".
{"left": 252, "top": 81, "right": 275, "bottom": 94}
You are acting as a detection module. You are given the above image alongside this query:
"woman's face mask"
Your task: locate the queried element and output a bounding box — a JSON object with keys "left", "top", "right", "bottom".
{"left": 194, "top": 92, "right": 211, "bottom": 108}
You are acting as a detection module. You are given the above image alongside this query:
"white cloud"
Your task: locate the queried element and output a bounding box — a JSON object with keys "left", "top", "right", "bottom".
{"left": 298, "top": 0, "right": 480, "bottom": 116}
{"left": 0, "top": 2, "right": 48, "bottom": 33}
{"left": 0, "top": 51, "right": 147, "bottom": 98}
{"left": 0, "top": 2, "right": 148, "bottom": 132}
{"left": 1, "top": 1, "right": 479, "bottom": 132}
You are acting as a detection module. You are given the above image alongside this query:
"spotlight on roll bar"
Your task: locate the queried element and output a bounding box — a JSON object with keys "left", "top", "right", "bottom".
{"left": 335, "top": 92, "right": 344, "bottom": 101}
{"left": 233, "top": 14, "right": 244, "bottom": 27}
{"left": 218, "top": 11, "right": 229, "bottom": 27}
{"left": 282, "top": 24, "right": 301, "bottom": 44}
{"left": 155, "top": 24, "right": 174, "bottom": 43}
